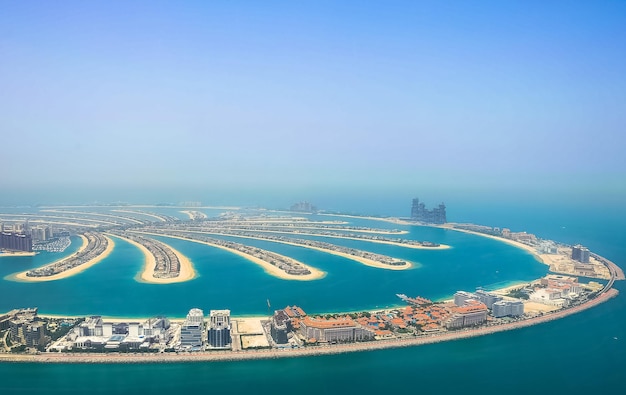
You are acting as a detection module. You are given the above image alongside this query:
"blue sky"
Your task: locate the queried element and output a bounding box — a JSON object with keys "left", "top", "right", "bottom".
{"left": 1, "top": 1, "right": 625, "bottom": 202}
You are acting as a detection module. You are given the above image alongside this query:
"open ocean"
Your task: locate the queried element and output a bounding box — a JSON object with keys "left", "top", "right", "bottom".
{"left": 1, "top": 195, "right": 624, "bottom": 394}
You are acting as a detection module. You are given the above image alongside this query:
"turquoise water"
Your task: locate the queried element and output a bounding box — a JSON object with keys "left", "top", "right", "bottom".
{"left": 0, "top": 216, "right": 546, "bottom": 317}
{"left": 0, "top": 202, "right": 624, "bottom": 394}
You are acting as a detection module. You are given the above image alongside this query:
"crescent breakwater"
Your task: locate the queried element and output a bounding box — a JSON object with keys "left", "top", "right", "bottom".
{"left": 0, "top": 288, "right": 618, "bottom": 364}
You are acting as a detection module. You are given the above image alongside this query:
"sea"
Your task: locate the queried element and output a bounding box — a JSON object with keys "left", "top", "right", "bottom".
{"left": 1, "top": 194, "right": 624, "bottom": 395}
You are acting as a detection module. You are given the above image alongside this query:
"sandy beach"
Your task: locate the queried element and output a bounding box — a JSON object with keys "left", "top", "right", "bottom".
{"left": 438, "top": 224, "right": 543, "bottom": 262}
{"left": 108, "top": 233, "right": 196, "bottom": 284}
{"left": 181, "top": 230, "right": 414, "bottom": 271}
{"left": 180, "top": 210, "right": 208, "bottom": 220}
{"left": 134, "top": 231, "right": 326, "bottom": 281}
{"left": 11, "top": 235, "right": 115, "bottom": 282}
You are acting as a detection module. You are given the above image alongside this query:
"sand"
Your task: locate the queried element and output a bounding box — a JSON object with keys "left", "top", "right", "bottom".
{"left": 180, "top": 210, "right": 208, "bottom": 220}
{"left": 132, "top": 231, "right": 326, "bottom": 281}
{"left": 108, "top": 233, "right": 196, "bottom": 284}
{"left": 208, "top": 228, "right": 448, "bottom": 249}
{"left": 112, "top": 210, "right": 167, "bottom": 222}
{"left": 235, "top": 317, "right": 266, "bottom": 334}
{"left": 490, "top": 282, "right": 533, "bottom": 296}
{"left": 9, "top": 219, "right": 100, "bottom": 228}
{"left": 523, "top": 301, "right": 560, "bottom": 313}
{"left": 33, "top": 213, "right": 121, "bottom": 225}
{"left": 0, "top": 251, "right": 37, "bottom": 257}
{"left": 317, "top": 213, "right": 413, "bottom": 226}
{"left": 438, "top": 224, "right": 543, "bottom": 260}
{"left": 40, "top": 210, "right": 144, "bottom": 224}
{"left": 223, "top": 225, "right": 409, "bottom": 235}
{"left": 11, "top": 235, "right": 115, "bottom": 282}
{"left": 179, "top": 230, "right": 414, "bottom": 271}
{"left": 39, "top": 204, "right": 242, "bottom": 210}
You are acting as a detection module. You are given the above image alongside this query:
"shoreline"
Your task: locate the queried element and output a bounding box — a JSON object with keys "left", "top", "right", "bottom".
{"left": 136, "top": 232, "right": 326, "bottom": 281}
{"left": 177, "top": 230, "right": 415, "bottom": 271}
{"left": 0, "top": 288, "right": 617, "bottom": 364}
{"left": 0, "top": 251, "right": 37, "bottom": 257}
{"left": 437, "top": 224, "right": 544, "bottom": 263}
{"left": 109, "top": 234, "right": 196, "bottom": 284}
{"left": 201, "top": 228, "right": 449, "bottom": 250}
{"left": 40, "top": 209, "right": 144, "bottom": 225}
{"left": 180, "top": 210, "right": 208, "bottom": 220}
{"left": 318, "top": 213, "right": 413, "bottom": 226}
{"left": 10, "top": 235, "right": 115, "bottom": 282}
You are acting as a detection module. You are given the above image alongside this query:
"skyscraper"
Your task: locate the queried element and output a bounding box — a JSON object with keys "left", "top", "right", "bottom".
{"left": 180, "top": 308, "right": 204, "bottom": 349}
{"left": 572, "top": 245, "right": 590, "bottom": 263}
{"left": 410, "top": 198, "right": 447, "bottom": 224}
{"left": 0, "top": 232, "right": 33, "bottom": 252}
{"left": 207, "top": 310, "right": 231, "bottom": 348}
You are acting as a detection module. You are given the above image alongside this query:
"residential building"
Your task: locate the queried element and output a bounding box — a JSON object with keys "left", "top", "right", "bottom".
{"left": 474, "top": 290, "right": 503, "bottom": 309}
{"left": 572, "top": 245, "right": 590, "bottom": 263}
{"left": 270, "top": 310, "right": 292, "bottom": 345}
{"left": 0, "top": 232, "right": 33, "bottom": 252}
{"left": 453, "top": 291, "right": 476, "bottom": 307}
{"left": 180, "top": 308, "right": 204, "bottom": 349}
{"left": 207, "top": 310, "right": 231, "bottom": 348}
{"left": 25, "top": 322, "right": 46, "bottom": 347}
{"left": 492, "top": 301, "right": 525, "bottom": 318}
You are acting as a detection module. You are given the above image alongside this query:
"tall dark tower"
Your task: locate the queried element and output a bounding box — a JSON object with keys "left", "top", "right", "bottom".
{"left": 433, "top": 203, "right": 447, "bottom": 224}
{"left": 410, "top": 198, "right": 446, "bottom": 224}
{"left": 411, "top": 198, "right": 420, "bottom": 220}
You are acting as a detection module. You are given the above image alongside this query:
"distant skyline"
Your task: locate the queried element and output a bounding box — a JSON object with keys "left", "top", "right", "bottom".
{"left": 1, "top": 1, "right": 625, "bottom": 200}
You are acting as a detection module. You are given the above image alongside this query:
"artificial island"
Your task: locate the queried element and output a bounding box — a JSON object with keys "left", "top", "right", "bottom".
{"left": 0, "top": 198, "right": 622, "bottom": 363}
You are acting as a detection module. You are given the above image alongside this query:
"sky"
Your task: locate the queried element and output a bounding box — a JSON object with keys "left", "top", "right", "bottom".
{"left": 1, "top": 1, "right": 625, "bottom": 204}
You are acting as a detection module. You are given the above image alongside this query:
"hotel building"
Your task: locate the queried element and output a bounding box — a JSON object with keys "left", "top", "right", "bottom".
{"left": 410, "top": 198, "right": 447, "bottom": 224}
{"left": 299, "top": 316, "right": 374, "bottom": 343}
{"left": 444, "top": 300, "right": 488, "bottom": 329}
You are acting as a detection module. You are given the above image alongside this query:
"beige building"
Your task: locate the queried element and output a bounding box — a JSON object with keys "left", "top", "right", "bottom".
{"left": 299, "top": 316, "right": 373, "bottom": 343}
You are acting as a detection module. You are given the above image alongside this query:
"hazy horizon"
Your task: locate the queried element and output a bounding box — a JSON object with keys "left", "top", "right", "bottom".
{"left": 1, "top": 1, "right": 625, "bottom": 203}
